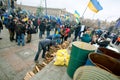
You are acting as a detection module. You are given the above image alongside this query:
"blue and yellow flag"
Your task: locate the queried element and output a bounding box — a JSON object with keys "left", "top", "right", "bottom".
{"left": 88, "top": 0, "right": 103, "bottom": 13}
{"left": 65, "top": 14, "right": 70, "bottom": 20}
{"left": 74, "top": 10, "right": 80, "bottom": 23}
{"left": 74, "top": 10, "right": 80, "bottom": 18}
{"left": 75, "top": 18, "right": 79, "bottom": 24}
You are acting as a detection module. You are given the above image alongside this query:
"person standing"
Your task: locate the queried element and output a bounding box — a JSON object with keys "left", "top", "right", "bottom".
{"left": 26, "top": 20, "right": 33, "bottom": 43}
{"left": 64, "top": 26, "right": 70, "bottom": 41}
{"left": 7, "top": 15, "right": 15, "bottom": 42}
{"left": 73, "top": 22, "right": 81, "bottom": 41}
{"left": 16, "top": 20, "right": 26, "bottom": 46}
{"left": 0, "top": 19, "right": 3, "bottom": 40}
{"left": 39, "top": 19, "right": 46, "bottom": 38}
{"left": 46, "top": 20, "right": 51, "bottom": 37}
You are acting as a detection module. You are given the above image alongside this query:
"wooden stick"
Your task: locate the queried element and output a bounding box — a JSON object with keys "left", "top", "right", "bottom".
{"left": 29, "top": 71, "right": 35, "bottom": 76}
{"left": 24, "top": 76, "right": 30, "bottom": 80}
{"left": 35, "top": 66, "right": 40, "bottom": 72}
{"left": 24, "top": 72, "right": 32, "bottom": 80}
{"left": 42, "top": 62, "right": 47, "bottom": 66}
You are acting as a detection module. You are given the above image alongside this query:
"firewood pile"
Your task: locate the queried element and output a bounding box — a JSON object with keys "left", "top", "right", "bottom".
{"left": 24, "top": 41, "right": 70, "bottom": 80}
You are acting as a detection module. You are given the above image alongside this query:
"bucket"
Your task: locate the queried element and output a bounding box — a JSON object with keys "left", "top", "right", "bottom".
{"left": 98, "top": 47, "right": 120, "bottom": 60}
{"left": 67, "top": 41, "right": 96, "bottom": 78}
{"left": 85, "top": 53, "right": 95, "bottom": 66}
{"left": 89, "top": 53, "right": 120, "bottom": 76}
{"left": 73, "top": 66, "right": 120, "bottom": 80}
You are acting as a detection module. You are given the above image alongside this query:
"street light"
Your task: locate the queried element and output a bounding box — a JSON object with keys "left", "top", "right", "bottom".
{"left": 45, "top": 0, "right": 47, "bottom": 15}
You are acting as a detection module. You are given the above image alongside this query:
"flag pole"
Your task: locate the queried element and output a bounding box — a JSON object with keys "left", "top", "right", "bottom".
{"left": 81, "top": 6, "right": 88, "bottom": 18}
{"left": 92, "top": 13, "right": 96, "bottom": 19}
{"left": 81, "top": 0, "right": 90, "bottom": 23}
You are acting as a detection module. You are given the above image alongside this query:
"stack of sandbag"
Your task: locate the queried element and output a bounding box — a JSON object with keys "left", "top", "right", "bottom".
{"left": 54, "top": 49, "right": 70, "bottom": 66}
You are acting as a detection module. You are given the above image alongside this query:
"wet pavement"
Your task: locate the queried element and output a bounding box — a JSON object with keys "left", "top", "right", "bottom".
{"left": 0, "top": 28, "right": 120, "bottom": 80}
{"left": 0, "top": 28, "right": 42, "bottom": 80}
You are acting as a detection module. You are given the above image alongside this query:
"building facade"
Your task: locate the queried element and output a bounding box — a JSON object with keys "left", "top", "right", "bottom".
{"left": 16, "top": 4, "right": 75, "bottom": 21}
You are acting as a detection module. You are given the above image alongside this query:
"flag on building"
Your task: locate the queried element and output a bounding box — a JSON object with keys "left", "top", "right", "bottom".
{"left": 88, "top": 0, "right": 103, "bottom": 13}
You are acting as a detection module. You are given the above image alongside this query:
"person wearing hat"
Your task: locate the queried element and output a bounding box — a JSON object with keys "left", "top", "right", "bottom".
{"left": 7, "top": 15, "right": 16, "bottom": 42}
{"left": 34, "top": 39, "right": 57, "bottom": 63}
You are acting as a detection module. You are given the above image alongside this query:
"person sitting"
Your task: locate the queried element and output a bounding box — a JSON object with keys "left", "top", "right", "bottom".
{"left": 96, "top": 37, "right": 110, "bottom": 47}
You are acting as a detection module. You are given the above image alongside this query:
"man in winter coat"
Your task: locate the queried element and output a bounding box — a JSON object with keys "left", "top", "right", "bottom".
{"left": 0, "top": 19, "right": 3, "bottom": 39}
{"left": 34, "top": 39, "right": 57, "bottom": 63}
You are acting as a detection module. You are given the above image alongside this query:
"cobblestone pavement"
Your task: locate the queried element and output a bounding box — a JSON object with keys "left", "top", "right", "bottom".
{"left": 0, "top": 28, "right": 120, "bottom": 80}
{"left": 0, "top": 28, "right": 47, "bottom": 80}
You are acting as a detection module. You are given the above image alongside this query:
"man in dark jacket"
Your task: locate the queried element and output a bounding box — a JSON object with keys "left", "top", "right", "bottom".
{"left": 46, "top": 20, "right": 51, "bottom": 37}
{"left": 39, "top": 19, "right": 46, "bottom": 38}
{"left": 73, "top": 22, "right": 81, "bottom": 41}
{"left": 16, "top": 20, "right": 26, "bottom": 46}
{"left": 0, "top": 19, "right": 3, "bottom": 39}
{"left": 34, "top": 39, "right": 57, "bottom": 63}
{"left": 7, "top": 15, "right": 16, "bottom": 41}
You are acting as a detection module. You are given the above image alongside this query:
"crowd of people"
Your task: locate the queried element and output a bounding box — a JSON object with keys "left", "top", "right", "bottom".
{"left": 0, "top": 7, "right": 120, "bottom": 63}
{"left": 0, "top": 11, "right": 120, "bottom": 46}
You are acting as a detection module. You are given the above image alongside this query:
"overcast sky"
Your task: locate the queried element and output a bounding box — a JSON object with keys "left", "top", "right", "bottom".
{"left": 17, "top": 0, "right": 120, "bottom": 22}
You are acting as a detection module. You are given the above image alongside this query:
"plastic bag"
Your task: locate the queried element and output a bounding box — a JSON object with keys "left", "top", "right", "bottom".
{"left": 54, "top": 49, "right": 70, "bottom": 66}
{"left": 54, "top": 56, "right": 65, "bottom": 66}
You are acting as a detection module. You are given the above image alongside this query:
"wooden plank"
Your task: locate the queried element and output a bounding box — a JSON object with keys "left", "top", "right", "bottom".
{"left": 24, "top": 76, "right": 29, "bottom": 80}
{"left": 35, "top": 66, "right": 40, "bottom": 72}
{"left": 29, "top": 71, "right": 35, "bottom": 76}
{"left": 42, "top": 62, "right": 47, "bottom": 66}
{"left": 24, "top": 72, "right": 32, "bottom": 80}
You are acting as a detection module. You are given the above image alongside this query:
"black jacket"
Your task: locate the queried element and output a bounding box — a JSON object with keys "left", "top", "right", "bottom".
{"left": 0, "top": 20, "right": 3, "bottom": 29}
{"left": 39, "top": 22, "right": 46, "bottom": 31}
{"left": 16, "top": 23, "right": 26, "bottom": 35}
{"left": 75, "top": 25, "right": 81, "bottom": 36}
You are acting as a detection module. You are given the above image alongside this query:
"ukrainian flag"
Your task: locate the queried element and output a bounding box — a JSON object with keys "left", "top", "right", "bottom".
{"left": 74, "top": 10, "right": 80, "bottom": 23}
{"left": 75, "top": 18, "right": 79, "bottom": 24}
{"left": 88, "top": 0, "right": 103, "bottom": 13}
{"left": 74, "top": 10, "right": 80, "bottom": 18}
{"left": 65, "top": 14, "right": 70, "bottom": 20}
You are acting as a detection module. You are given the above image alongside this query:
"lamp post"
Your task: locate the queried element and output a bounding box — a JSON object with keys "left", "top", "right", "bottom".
{"left": 8, "top": 0, "right": 10, "bottom": 9}
{"left": 45, "top": 0, "right": 47, "bottom": 15}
